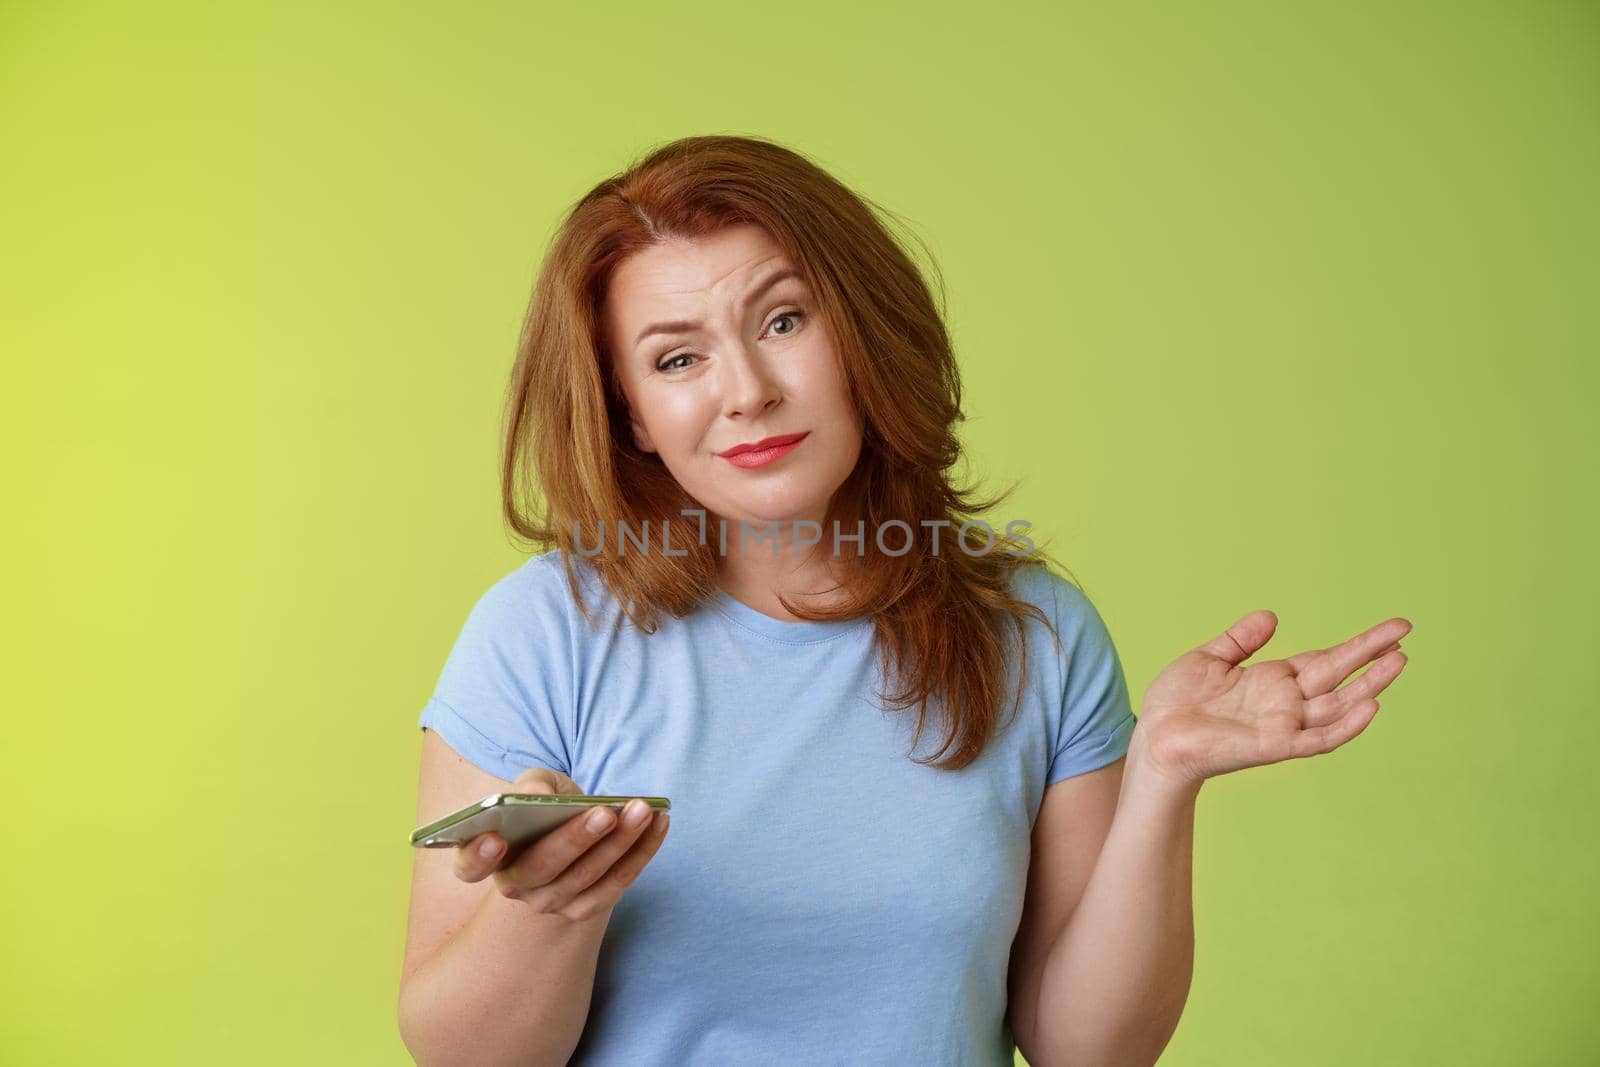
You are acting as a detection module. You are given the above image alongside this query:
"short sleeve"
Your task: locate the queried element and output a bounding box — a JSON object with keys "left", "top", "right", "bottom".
{"left": 1043, "top": 572, "right": 1139, "bottom": 785}
{"left": 417, "top": 561, "right": 574, "bottom": 782}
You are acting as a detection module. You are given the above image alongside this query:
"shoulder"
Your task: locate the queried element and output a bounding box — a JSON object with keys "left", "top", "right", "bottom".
{"left": 463, "top": 548, "right": 606, "bottom": 635}
{"left": 1006, "top": 562, "right": 1105, "bottom": 639}
{"left": 1004, "top": 562, "right": 1124, "bottom": 692}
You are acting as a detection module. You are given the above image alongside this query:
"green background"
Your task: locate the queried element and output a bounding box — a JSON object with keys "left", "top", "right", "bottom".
{"left": 4, "top": 1, "right": 1595, "bottom": 1063}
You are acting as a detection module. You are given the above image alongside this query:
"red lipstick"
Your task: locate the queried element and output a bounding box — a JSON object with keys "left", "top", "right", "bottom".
{"left": 718, "top": 432, "right": 809, "bottom": 469}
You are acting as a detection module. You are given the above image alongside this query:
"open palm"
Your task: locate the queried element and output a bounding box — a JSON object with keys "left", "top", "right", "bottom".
{"left": 1135, "top": 610, "right": 1413, "bottom": 790}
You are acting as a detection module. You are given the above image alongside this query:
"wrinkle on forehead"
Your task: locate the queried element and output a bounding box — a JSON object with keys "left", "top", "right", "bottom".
{"left": 601, "top": 226, "right": 803, "bottom": 363}
{"left": 626, "top": 247, "right": 789, "bottom": 303}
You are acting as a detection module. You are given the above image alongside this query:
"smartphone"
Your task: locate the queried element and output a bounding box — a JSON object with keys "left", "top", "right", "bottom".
{"left": 410, "top": 793, "right": 671, "bottom": 852}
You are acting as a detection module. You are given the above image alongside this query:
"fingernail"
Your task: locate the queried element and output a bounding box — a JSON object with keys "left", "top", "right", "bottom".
{"left": 625, "top": 800, "right": 649, "bottom": 828}
{"left": 479, "top": 838, "right": 502, "bottom": 860}
{"left": 587, "top": 807, "right": 615, "bottom": 833}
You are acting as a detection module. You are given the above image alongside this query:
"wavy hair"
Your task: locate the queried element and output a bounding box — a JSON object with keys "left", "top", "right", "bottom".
{"left": 502, "top": 133, "right": 1084, "bottom": 772}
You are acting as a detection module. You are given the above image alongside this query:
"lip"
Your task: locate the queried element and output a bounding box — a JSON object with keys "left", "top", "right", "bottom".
{"left": 717, "top": 432, "right": 809, "bottom": 458}
{"left": 718, "top": 431, "right": 809, "bottom": 468}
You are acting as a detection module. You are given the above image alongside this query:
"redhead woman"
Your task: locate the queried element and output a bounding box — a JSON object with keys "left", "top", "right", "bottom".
{"left": 396, "top": 135, "right": 1412, "bottom": 1067}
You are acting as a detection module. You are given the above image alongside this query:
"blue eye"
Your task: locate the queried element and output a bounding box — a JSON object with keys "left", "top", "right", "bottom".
{"left": 654, "top": 309, "right": 806, "bottom": 373}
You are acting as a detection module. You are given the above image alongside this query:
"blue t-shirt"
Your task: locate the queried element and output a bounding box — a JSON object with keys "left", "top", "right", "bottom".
{"left": 417, "top": 548, "right": 1137, "bottom": 1065}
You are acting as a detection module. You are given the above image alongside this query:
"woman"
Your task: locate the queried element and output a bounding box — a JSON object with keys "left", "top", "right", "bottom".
{"left": 397, "top": 135, "right": 1412, "bottom": 1067}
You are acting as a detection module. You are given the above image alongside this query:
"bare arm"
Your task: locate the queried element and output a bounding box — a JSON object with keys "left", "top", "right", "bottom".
{"left": 1006, "top": 757, "right": 1126, "bottom": 1066}
{"left": 396, "top": 729, "right": 668, "bottom": 1067}
{"left": 1027, "top": 737, "right": 1197, "bottom": 1067}
{"left": 398, "top": 877, "right": 610, "bottom": 1067}
{"left": 1024, "top": 610, "right": 1411, "bottom": 1065}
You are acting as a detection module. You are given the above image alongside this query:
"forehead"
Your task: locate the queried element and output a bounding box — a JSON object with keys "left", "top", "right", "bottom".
{"left": 604, "top": 225, "right": 799, "bottom": 318}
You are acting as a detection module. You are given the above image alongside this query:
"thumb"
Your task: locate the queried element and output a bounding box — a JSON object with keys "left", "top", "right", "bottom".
{"left": 512, "top": 766, "right": 585, "bottom": 796}
{"left": 1197, "top": 610, "right": 1278, "bottom": 666}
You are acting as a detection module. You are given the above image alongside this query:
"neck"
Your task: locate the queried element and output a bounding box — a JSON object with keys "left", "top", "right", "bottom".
{"left": 711, "top": 515, "right": 859, "bottom": 622}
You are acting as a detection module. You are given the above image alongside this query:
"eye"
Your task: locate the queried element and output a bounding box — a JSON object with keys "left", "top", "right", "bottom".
{"left": 766, "top": 309, "right": 805, "bottom": 337}
{"left": 655, "top": 351, "right": 695, "bottom": 373}
{"left": 652, "top": 310, "right": 806, "bottom": 374}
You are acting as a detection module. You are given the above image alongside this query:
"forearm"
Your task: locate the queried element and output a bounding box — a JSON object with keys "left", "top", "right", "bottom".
{"left": 1031, "top": 740, "right": 1199, "bottom": 1067}
{"left": 398, "top": 888, "right": 610, "bottom": 1067}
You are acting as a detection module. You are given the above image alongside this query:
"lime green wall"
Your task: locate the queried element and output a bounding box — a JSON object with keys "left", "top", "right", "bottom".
{"left": 3, "top": 2, "right": 1594, "bottom": 1063}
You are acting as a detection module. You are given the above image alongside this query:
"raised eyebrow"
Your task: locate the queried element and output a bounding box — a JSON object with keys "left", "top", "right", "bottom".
{"left": 632, "top": 268, "right": 806, "bottom": 348}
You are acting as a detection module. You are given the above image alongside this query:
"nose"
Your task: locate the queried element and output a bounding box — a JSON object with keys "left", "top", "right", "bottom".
{"left": 718, "top": 338, "right": 783, "bottom": 419}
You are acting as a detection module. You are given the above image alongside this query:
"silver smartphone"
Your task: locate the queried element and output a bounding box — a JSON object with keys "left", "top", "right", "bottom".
{"left": 410, "top": 793, "right": 672, "bottom": 852}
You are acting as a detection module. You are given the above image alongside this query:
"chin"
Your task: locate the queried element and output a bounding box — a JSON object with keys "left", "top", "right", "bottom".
{"left": 718, "top": 490, "right": 828, "bottom": 527}
{"left": 731, "top": 503, "right": 812, "bottom": 527}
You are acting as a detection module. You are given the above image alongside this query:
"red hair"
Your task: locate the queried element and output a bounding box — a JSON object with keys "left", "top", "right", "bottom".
{"left": 502, "top": 134, "right": 1084, "bottom": 771}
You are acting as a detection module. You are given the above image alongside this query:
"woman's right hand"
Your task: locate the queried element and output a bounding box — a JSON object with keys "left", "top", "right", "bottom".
{"left": 451, "top": 766, "right": 670, "bottom": 923}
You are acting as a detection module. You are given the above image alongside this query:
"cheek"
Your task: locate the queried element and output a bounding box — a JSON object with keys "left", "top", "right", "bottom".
{"left": 783, "top": 341, "right": 846, "bottom": 398}
{"left": 638, "top": 389, "right": 715, "bottom": 447}
{"left": 796, "top": 365, "right": 857, "bottom": 430}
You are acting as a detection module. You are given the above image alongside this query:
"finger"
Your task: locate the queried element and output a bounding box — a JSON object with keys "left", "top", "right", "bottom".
{"left": 1302, "top": 651, "right": 1407, "bottom": 727}
{"left": 1288, "top": 697, "right": 1381, "bottom": 758}
{"left": 545, "top": 801, "right": 661, "bottom": 900}
{"left": 459, "top": 767, "right": 584, "bottom": 885}
{"left": 560, "top": 810, "right": 672, "bottom": 922}
{"left": 1196, "top": 610, "right": 1278, "bottom": 666}
{"left": 454, "top": 831, "right": 508, "bottom": 883}
{"left": 1287, "top": 617, "right": 1412, "bottom": 697}
{"left": 492, "top": 802, "right": 622, "bottom": 901}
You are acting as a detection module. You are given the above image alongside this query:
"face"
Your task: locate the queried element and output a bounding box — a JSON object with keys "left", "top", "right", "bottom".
{"left": 603, "top": 223, "right": 864, "bottom": 533}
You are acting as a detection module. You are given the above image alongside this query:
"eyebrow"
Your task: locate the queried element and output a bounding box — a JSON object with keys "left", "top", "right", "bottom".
{"left": 631, "top": 268, "right": 806, "bottom": 348}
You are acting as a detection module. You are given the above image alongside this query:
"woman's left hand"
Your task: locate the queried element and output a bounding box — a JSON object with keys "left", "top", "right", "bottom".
{"left": 1130, "top": 611, "right": 1413, "bottom": 796}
